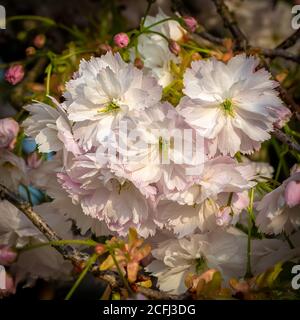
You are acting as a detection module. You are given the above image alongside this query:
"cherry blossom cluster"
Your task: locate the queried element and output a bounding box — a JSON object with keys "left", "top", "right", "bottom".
{"left": 1, "top": 9, "right": 299, "bottom": 295}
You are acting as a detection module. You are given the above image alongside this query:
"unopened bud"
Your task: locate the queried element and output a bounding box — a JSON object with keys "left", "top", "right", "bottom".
{"left": 134, "top": 57, "right": 144, "bottom": 69}
{"left": 95, "top": 244, "right": 106, "bottom": 255}
{"left": 33, "top": 34, "right": 46, "bottom": 48}
{"left": 168, "top": 40, "right": 181, "bottom": 56}
{"left": 183, "top": 16, "right": 198, "bottom": 33}
{"left": 113, "top": 33, "right": 130, "bottom": 48}
{"left": 5, "top": 65, "right": 25, "bottom": 85}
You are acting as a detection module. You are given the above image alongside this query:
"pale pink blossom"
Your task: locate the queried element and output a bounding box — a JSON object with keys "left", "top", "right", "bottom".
{"left": 256, "top": 172, "right": 300, "bottom": 234}
{"left": 285, "top": 180, "right": 300, "bottom": 208}
{"left": 0, "top": 118, "right": 19, "bottom": 150}
{"left": 178, "top": 54, "right": 286, "bottom": 156}
{"left": 0, "top": 245, "right": 17, "bottom": 265}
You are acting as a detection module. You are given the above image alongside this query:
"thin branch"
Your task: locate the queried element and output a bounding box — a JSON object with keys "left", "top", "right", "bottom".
{"left": 259, "top": 48, "right": 300, "bottom": 64}
{"left": 195, "top": 31, "right": 224, "bottom": 46}
{"left": 0, "top": 184, "right": 88, "bottom": 264}
{"left": 211, "top": 0, "right": 248, "bottom": 49}
{"left": 272, "top": 128, "right": 300, "bottom": 153}
{"left": 0, "top": 183, "right": 190, "bottom": 300}
{"left": 276, "top": 29, "right": 300, "bottom": 50}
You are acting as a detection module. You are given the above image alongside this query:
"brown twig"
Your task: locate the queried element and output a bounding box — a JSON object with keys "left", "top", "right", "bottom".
{"left": 259, "top": 48, "right": 300, "bottom": 64}
{"left": 276, "top": 29, "right": 300, "bottom": 50}
{"left": 0, "top": 183, "right": 189, "bottom": 300}
{"left": 272, "top": 128, "right": 300, "bottom": 153}
{"left": 195, "top": 31, "right": 224, "bottom": 46}
{"left": 0, "top": 183, "right": 87, "bottom": 264}
{"left": 211, "top": 0, "right": 248, "bottom": 49}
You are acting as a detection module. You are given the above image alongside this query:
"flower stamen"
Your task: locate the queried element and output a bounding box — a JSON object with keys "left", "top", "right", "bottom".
{"left": 220, "top": 98, "right": 235, "bottom": 117}
{"left": 98, "top": 101, "right": 120, "bottom": 114}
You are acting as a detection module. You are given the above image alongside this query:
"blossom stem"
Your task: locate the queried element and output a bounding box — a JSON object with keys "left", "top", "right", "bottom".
{"left": 143, "top": 30, "right": 170, "bottom": 43}
{"left": 65, "top": 253, "right": 98, "bottom": 300}
{"left": 245, "top": 188, "right": 254, "bottom": 278}
{"left": 142, "top": 18, "right": 179, "bottom": 33}
{"left": 7, "top": 15, "right": 84, "bottom": 40}
{"left": 110, "top": 250, "right": 134, "bottom": 296}
{"left": 181, "top": 43, "right": 211, "bottom": 54}
{"left": 45, "top": 63, "right": 53, "bottom": 96}
{"left": 58, "top": 49, "right": 95, "bottom": 61}
{"left": 140, "top": 1, "right": 155, "bottom": 28}
{"left": 272, "top": 138, "right": 289, "bottom": 180}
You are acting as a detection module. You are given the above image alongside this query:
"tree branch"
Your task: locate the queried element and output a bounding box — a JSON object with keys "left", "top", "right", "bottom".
{"left": 0, "top": 183, "right": 190, "bottom": 300}
{"left": 0, "top": 183, "right": 88, "bottom": 265}
{"left": 211, "top": 0, "right": 248, "bottom": 49}
{"left": 272, "top": 128, "right": 300, "bottom": 153}
{"left": 276, "top": 29, "right": 300, "bottom": 50}
{"left": 259, "top": 48, "right": 300, "bottom": 64}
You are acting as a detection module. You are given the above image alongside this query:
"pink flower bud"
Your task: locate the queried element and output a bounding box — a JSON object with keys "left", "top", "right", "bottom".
{"left": 168, "top": 40, "right": 181, "bottom": 55}
{"left": 0, "top": 245, "right": 17, "bottom": 266}
{"left": 285, "top": 180, "right": 300, "bottom": 208}
{"left": 0, "top": 118, "right": 20, "bottom": 150}
{"left": 5, "top": 65, "right": 25, "bottom": 85}
{"left": 216, "top": 206, "right": 232, "bottom": 226}
{"left": 27, "top": 152, "right": 43, "bottom": 169}
{"left": 33, "top": 34, "right": 46, "bottom": 48}
{"left": 113, "top": 33, "right": 130, "bottom": 48}
{"left": 183, "top": 16, "right": 198, "bottom": 33}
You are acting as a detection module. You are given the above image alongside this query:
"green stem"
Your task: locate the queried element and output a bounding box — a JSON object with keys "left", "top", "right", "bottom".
{"left": 272, "top": 138, "right": 289, "bottom": 180}
{"left": 140, "top": 1, "right": 154, "bottom": 28}
{"left": 7, "top": 15, "right": 56, "bottom": 25}
{"left": 65, "top": 253, "right": 98, "bottom": 300}
{"left": 181, "top": 43, "right": 211, "bottom": 54}
{"left": 143, "top": 30, "right": 170, "bottom": 42}
{"left": 7, "top": 15, "right": 84, "bottom": 40}
{"left": 110, "top": 250, "right": 133, "bottom": 296}
{"left": 142, "top": 17, "right": 179, "bottom": 32}
{"left": 45, "top": 63, "right": 53, "bottom": 96}
{"left": 58, "top": 49, "right": 95, "bottom": 61}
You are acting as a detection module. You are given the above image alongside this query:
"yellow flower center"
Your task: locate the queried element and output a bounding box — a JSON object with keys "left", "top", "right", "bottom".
{"left": 220, "top": 98, "right": 235, "bottom": 117}
{"left": 98, "top": 101, "right": 120, "bottom": 114}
